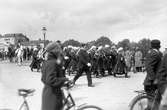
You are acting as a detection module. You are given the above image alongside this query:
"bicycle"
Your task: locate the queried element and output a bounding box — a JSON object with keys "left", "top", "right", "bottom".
{"left": 129, "top": 90, "right": 159, "bottom": 110}
{"left": 62, "top": 81, "right": 103, "bottom": 110}
{"left": 18, "top": 89, "right": 35, "bottom": 110}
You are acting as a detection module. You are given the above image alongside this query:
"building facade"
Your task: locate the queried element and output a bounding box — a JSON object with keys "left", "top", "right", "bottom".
{"left": 0, "top": 33, "right": 29, "bottom": 51}
{"left": 21, "top": 39, "right": 50, "bottom": 49}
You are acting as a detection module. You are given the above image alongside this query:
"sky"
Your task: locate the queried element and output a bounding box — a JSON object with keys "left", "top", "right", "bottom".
{"left": 0, "top": 0, "right": 167, "bottom": 50}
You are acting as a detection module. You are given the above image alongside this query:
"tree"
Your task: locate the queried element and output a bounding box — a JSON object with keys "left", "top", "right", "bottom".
{"left": 94, "top": 36, "right": 113, "bottom": 47}
{"left": 137, "top": 38, "right": 151, "bottom": 58}
{"left": 129, "top": 41, "right": 138, "bottom": 50}
{"left": 117, "top": 39, "right": 130, "bottom": 50}
{"left": 62, "top": 39, "right": 81, "bottom": 47}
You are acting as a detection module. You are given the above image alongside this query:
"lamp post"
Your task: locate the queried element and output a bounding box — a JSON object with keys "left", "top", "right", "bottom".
{"left": 42, "top": 27, "right": 47, "bottom": 48}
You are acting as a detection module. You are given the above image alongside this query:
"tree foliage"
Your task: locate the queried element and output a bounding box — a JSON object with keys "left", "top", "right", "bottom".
{"left": 137, "top": 38, "right": 151, "bottom": 57}
{"left": 62, "top": 39, "right": 82, "bottom": 47}
{"left": 129, "top": 42, "right": 138, "bottom": 50}
{"left": 95, "top": 36, "right": 113, "bottom": 47}
{"left": 117, "top": 39, "right": 130, "bottom": 50}
{"left": 62, "top": 37, "right": 151, "bottom": 58}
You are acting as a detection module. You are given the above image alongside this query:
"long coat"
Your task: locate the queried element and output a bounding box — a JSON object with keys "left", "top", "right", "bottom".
{"left": 124, "top": 50, "right": 131, "bottom": 68}
{"left": 114, "top": 53, "right": 126, "bottom": 74}
{"left": 30, "top": 50, "right": 39, "bottom": 69}
{"left": 157, "top": 54, "right": 167, "bottom": 86}
{"left": 41, "top": 53, "right": 67, "bottom": 110}
{"left": 143, "top": 49, "right": 162, "bottom": 86}
{"left": 134, "top": 50, "right": 143, "bottom": 68}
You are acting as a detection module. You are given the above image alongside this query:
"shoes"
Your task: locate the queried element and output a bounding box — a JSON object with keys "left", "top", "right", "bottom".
{"left": 31, "top": 68, "right": 33, "bottom": 72}
{"left": 96, "top": 75, "right": 100, "bottom": 78}
{"left": 125, "top": 75, "right": 130, "bottom": 78}
{"left": 144, "top": 107, "right": 151, "bottom": 110}
{"left": 88, "top": 84, "right": 95, "bottom": 87}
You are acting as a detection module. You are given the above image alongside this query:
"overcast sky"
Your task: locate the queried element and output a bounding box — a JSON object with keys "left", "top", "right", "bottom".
{"left": 0, "top": 0, "right": 167, "bottom": 49}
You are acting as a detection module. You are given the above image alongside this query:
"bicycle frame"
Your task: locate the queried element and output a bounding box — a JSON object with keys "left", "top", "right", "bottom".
{"left": 62, "top": 88, "right": 89, "bottom": 110}
{"left": 62, "top": 87, "right": 76, "bottom": 110}
{"left": 18, "top": 89, "right": 35, "bottom": 110}
{"left": 19, "top": 97, "right": 29, "bottom": 110}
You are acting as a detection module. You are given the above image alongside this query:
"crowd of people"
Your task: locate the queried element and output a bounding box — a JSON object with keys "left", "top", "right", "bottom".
{"left": 0, "top": 42, "right": 145, "bottom": 76}
{"left": 39, "top": 39, "right": 167, "bottom": 110}
{"left": 0, "top": 44, "right": 44, "bottom": 67}
{"left": 1, "top": 39, "right": 167, "bottom": 110}
{"left": 63, "top": 44, "right": 144, "bottom": 78}
{"left": 39, "top": 40, "right": 147, "bottom": 110}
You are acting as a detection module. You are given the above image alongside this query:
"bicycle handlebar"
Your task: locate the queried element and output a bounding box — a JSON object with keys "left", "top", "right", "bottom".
{"left": 62, "top": 80, "right": 74, "bottom": 89}
{"left": 18, "top": 89, "right": 35, "bottom": 97}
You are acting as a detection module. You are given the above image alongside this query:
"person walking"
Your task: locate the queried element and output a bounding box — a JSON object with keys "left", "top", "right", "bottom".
{"left": 72, "top": 44, "right": 94, "bottom": 87}
{"left": 113, "top": 47, "right": 128, "bottom": 78}
{"left": 41, "top": 42, "right": 68, "bottom": 110}
{"left": 15, "top": 46, "right": 24, "bottom": 66}
{"left": 143, "top": 39, "right": 162, "bottom": 110}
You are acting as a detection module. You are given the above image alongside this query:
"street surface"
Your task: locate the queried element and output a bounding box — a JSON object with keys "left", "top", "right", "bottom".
{"left": 0, "top": 61, "right": 145, "bottom": 110}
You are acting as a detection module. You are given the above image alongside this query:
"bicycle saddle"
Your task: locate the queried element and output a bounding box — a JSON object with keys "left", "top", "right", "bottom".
{"left": 134, "top": 90, "right": 146, "bottom": 94}
{"left": 18, "top": 89, "right": 35, "bottom": 96}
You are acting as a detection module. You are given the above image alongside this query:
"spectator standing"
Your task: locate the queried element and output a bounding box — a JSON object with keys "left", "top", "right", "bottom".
{"left": 143, "top": 39, "right": 162, "bottom": 110}
{"left": 124, "top": 49, "right": 132, "bottom": 72}
{"left": 15, "top": 46, "right": 24, "bottom": 66}
{"left": 156, "top": 54, "right": 167, "bottom": 110}
{"left": 41, "top": 42, "right": 68, "bottom": 110}
{"left": 134, "top": 48, "right": 143, "bottom": 72}
{"left": 114, "top": 47, "right": 128, "bottom": 78}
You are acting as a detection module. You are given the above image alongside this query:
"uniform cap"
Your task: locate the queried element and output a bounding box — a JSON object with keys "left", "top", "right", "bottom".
{"left": 117, "top": 47, "right": 123, "bottom": 52}
{"left": 105, "top": 44, "right": 110, "bottom": 48}
{"left": 111, "top": 45, "right": 116, "bottom": 49}
{"left": 151, "top": 39, "right": 161, "bottom": 48}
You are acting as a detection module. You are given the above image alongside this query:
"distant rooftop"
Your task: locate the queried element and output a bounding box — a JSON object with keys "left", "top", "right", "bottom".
{"left": 3, "top": 33, "right": 26, "bottom": 37}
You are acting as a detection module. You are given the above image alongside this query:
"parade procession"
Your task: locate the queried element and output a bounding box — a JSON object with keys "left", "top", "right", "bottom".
{"left": 1, "top": 0, "right": 167, "bottom": 110}
{"left": 0, "top": 37, "right": 145, "bottom": 79}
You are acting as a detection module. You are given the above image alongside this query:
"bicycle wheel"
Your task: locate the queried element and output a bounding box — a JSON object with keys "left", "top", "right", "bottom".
{"left": 129, "top": 95, "right": 153, "bottom": 110}
{"left": 19, "top": 102, "right": 29, "bottom": 110}
{"left": 78, "top": 105, "right": 103, "bottom": 110}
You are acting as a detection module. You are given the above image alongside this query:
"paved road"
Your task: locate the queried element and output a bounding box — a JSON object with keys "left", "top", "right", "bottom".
{"left": 0, "top": 61, "right": 145, "bottom": 110}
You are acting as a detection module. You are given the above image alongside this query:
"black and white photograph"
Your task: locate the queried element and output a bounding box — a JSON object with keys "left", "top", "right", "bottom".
{"left": 0, "top": 0, "right": 167, "bottom": 110}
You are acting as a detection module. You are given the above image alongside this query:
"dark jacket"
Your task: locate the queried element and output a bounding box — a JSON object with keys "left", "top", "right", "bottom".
{"left": 157, "top": 54, "right": 167, "bottom": 85}
{"left": 114, "top": 53, "right": 126, "bottom": 74}
{"left": 144, "top": 49, "right": 162, "bottom": 86}
{"left": 77, "top": 48, "right": 90, "bottom": 69}
{"left": 41, "top": 53, "right": 67, "bottom": 110}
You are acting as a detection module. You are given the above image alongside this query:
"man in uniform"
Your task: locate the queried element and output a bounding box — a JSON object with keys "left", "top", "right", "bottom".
{"left": 155, "top": 53, "right": 167, "bottom": 110}
{"left": 143, "top": 39, "right": 162, "bottom": 110}
{"left": 72, "top": 44, "right": 94, "bottom": 87}
{"left": 157, "top": 53, "right": 167, "bottom": 110}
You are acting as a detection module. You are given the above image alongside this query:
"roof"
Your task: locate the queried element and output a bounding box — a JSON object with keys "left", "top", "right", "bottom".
{"left": 1, "top": 33, "right": 29, "bottom": 41}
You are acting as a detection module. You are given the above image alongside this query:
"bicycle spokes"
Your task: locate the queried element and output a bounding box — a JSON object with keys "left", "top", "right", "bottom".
{"left": 135, "top": 98, "right": 148, "bottom": 110}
